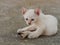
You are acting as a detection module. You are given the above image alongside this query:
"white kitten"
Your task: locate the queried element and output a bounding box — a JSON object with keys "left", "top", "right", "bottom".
{"left": 17, "top": 7, "right": 58, "bottom": 39}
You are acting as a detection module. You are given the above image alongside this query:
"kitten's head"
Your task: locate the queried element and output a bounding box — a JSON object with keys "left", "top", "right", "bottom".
{"left": 21, "top": 7, "right": 40, "bottom": 25}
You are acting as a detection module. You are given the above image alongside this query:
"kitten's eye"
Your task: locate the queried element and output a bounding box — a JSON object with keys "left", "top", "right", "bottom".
{"left": 26, "top": 18, "right": 28, "bottom": 20}
{"left": 31, "top": 19, "right": 34, "bottom": 21}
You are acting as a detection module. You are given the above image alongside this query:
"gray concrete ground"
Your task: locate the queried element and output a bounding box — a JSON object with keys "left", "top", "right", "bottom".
{"left": 0, "top": 0, "right": 60, "bottom": 45}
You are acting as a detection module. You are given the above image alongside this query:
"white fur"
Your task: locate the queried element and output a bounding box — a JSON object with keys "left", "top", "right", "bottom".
{"left": 17, "top": 9, "right": 58, "bottom": 39}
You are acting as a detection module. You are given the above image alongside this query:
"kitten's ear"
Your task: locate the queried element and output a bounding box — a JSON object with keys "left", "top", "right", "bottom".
{"left": 34, "top": 8, "right": 40, "bottom": 16}
{"left": 21, "top": 7, "right": 27, "bottom": 14}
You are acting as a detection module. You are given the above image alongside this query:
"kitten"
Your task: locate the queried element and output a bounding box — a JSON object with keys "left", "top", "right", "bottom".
{"left": 17, "top": 7, "right": 58, "bottom": 39}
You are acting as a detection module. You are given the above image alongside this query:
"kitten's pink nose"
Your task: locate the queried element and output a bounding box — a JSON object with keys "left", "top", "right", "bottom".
{"left": 28, "top": 23, "right": 31, "bottom": 25}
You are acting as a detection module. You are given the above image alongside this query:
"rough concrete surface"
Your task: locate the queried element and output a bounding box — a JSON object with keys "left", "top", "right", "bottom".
{"left": 0, "top": 0, "right": 60, "bottom": 45}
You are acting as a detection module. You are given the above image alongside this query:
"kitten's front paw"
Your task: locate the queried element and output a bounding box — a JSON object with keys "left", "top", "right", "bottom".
{"left": 17, "top": 31, "right": 30, "bottom": 39}
{"left": 28, "top": 32, "right": 39, "bottom": 39}
{"left": 17, "top": 29, "right": 24, "bottom": 33}
{"left": 19, "top": 32, "right": 28, "bottom": 39}
{"left": 17, "top": 29, "right": 24, "bottom": 36}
